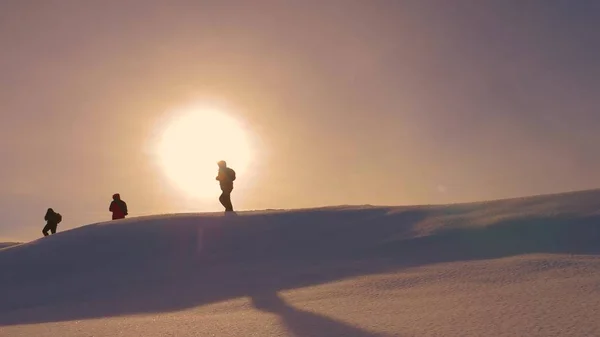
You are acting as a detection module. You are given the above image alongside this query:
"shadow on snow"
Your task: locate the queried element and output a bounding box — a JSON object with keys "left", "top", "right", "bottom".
{"left": 1, "top": 189, "right": 600, "bottom": 326}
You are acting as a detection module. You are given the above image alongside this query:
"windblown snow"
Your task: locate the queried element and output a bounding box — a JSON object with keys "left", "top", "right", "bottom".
{"left": 1, "top": 189, "right": 600, "bottom": 336}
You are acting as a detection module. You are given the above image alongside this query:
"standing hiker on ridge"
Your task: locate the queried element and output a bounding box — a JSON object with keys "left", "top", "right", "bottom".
{"left": 109, "top": 193, "right": 128, "bottom": 220}
{"left": 42, "top": 208, "right": 62, "bottom": 236}
{"left": 216, "top": 160, "right": 236, "bottom": 212}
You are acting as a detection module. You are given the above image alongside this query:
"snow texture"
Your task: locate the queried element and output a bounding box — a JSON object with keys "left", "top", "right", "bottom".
{"left": 1, "top": 189, "right": 600, "bottom": 336}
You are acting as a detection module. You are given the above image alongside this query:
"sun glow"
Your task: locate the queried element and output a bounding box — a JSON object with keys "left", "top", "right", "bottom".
{"left": 155, "top": 104, "right": 253, "bottom": 199}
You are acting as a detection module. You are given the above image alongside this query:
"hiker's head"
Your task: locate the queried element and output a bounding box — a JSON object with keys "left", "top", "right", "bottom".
{"left": 113, "top": 193, "right": 120, "bottom": 200}
{"left": 217, "top": 160, "right": 227, "bottom": 169}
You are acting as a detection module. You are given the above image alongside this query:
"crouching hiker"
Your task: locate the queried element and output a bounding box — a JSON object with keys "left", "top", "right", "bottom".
{"left": 42, "top": 208, "right": 62, "bottom": 236}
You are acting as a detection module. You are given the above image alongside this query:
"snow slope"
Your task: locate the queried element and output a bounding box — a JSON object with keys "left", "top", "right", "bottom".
{"left": 0, "top": 242, "right": 19, "bottom": 250}
{"left": 1, "top": 189, "right": 600, "bottom": 336}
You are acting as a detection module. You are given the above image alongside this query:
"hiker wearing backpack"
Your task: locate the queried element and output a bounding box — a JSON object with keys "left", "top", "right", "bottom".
{"left": 109, "top": 193, "right": 128, "bottom": 220}
{"left": 42, "top": 208, "right": 62, "bottom": 236}
{"left": 216, "top": 160, "right": 236, "bottom": 212}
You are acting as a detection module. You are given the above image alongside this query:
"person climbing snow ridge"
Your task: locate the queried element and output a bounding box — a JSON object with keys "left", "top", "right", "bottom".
{"left": 42, "top": 208, "right": 62, "bottom": 236}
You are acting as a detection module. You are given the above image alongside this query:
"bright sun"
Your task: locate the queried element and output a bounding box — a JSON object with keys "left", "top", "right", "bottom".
{"left": 155, "top": 104, "right": 253, "bottom": 199}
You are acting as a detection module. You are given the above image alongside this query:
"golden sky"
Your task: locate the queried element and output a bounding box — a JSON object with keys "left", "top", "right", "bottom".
{"left": 1, "top": 1, "right": 599, "bottom": 240}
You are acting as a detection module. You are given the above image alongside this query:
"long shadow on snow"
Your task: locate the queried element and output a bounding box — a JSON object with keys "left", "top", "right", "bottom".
{"left": 0, "top": 207, "right": 422, "bottom": 326}
{"left": 1, "top": 206, "right": 599, "bottom": 326}
{"left": 250, "top": 291, "right": 391, "bottom": 337}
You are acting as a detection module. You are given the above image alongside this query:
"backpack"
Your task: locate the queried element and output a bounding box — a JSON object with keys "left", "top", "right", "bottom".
{"left": 228, "top": 168, "right": 236, "bottom": 181}
{"left": 120, "top": 200, "right": 128, "bottom": 216}
{"left": 56, "top": 213, "right": 62, "bottom": 224}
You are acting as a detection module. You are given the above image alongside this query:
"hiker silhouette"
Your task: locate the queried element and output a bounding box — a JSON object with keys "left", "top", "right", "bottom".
{"left": 109, "top": 193, "right": 128, "bottom": 220}
{"left": 42, "top": 208, "right": 62, "bottom": 236}
{"left": 215, "top": 160, "right": 236, "bottom": 212}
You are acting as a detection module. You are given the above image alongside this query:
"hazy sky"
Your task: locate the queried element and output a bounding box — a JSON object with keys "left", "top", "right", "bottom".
{"left": 2, "top": 1, "right": 599, "bottom": 240}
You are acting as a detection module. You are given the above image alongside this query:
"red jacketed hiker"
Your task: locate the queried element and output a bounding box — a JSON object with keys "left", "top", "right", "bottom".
{"left": 109, "top": 193, "right": 128, "bottom": 220}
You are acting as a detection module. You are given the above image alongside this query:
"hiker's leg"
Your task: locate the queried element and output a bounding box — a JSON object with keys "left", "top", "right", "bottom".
{"left": 225, "top": 192, "right": 233, "bottom": 211}
{"left": 219, "top": 190, "right": 233, "bottom": 211}
{"left": 219, "top": 192, "right": 227, "bottom": 210}
{"left": 42, "top": 223, "right": 51, "bottom": 236}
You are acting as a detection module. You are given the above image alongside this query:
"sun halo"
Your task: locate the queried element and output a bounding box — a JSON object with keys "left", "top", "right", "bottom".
{"left": 155, "top": 105, "right": 253, "bottom": 200}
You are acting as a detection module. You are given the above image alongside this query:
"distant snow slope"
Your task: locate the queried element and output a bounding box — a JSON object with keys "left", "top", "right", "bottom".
{"left": 1, "top": 189, "right": 600, "bottom": 336}
{"left": 0, "top": 242, "right": 19, "bottom": 250}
